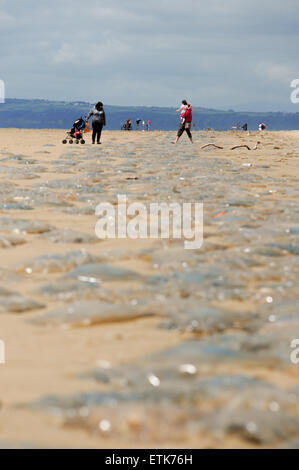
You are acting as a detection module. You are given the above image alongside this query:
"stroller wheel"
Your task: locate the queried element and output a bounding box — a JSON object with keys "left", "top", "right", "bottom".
{"left": 80, "top": 139, "right": 85, "bottom": 144}
{"left": 69, "top": 140, "right": 73, "bottom": 144}
{"left": 76, "top": 140, "right": 80, "bottom": 144}
{"left": 62, "top": 139, "right": 67, "bottom": 144}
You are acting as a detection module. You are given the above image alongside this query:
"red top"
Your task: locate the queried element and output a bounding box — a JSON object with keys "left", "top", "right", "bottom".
{"left": 182, "top": 106, "right": 192, "bottom": 123}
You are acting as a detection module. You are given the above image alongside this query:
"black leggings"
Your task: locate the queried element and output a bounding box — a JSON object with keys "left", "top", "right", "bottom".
{"left": 92, "top": 122, "right": 103, "bottom": 143}
{"left": 177, "top": 123, "right": 192, "bottom": 139}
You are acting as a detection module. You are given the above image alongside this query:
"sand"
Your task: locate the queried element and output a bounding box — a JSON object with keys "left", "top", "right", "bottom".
{"left": 0, "top": 128, "right": 298, "bottom": 449}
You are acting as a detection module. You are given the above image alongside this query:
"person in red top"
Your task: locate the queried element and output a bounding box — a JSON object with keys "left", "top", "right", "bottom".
{"left": 173, "top": 102, "right": 193, "bottom": 144}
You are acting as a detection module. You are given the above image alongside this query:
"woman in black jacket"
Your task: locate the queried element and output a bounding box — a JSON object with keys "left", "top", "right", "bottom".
{"left": 86, "top": 101, "right": 106, "bottom": 144}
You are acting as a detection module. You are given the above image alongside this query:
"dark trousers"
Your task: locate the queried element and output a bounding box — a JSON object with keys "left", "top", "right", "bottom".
{"left": 177, "top": 123, "right": 192, "bottom": 139}
{"left": 92, "top": 121, "right": 103, "bottom": 143}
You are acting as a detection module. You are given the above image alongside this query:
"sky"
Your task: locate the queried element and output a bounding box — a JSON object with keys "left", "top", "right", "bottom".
{"left": 0, "top": 0, "right": 298, "bottom": 111}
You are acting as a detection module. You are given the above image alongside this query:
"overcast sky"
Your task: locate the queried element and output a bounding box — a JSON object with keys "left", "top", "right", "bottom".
{"left": 0, "top": 0, "right": 298, "bottom": 110}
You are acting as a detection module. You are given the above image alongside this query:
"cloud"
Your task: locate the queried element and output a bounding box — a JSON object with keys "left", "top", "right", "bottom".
{"left": 0, "top": 7, "right": 15, "bottom": 28}
{"left": 52, "top": 38, "right": 131, "bottom": 66}
{"left": 256, "top": 62, "right": 295, "bottom": 84}
{"left": 0, "top": 0, "right": 298, "bottom": 109}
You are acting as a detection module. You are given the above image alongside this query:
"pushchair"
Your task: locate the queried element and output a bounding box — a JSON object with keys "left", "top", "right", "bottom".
{"left": 121, "top": 120, "right": 132, "bottom": 131}
{"left": 62, "top": 117, "right": 89, "bottom": 144}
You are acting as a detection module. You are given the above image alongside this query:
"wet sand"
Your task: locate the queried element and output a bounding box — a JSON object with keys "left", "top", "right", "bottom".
{"left": 0, "top": 128, "right": 298, "bottom": 449}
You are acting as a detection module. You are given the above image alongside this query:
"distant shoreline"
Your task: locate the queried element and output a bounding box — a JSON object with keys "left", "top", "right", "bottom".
{"left": 1, "top": 99, "right": 299, "bottom": 131}
{"left": 0, "top": 127, "right": 298, "bottom": 133}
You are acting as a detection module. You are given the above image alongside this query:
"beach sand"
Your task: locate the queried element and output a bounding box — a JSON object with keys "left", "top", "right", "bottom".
{"left": 0, "top": 128, "right": 298, "bottom": 449}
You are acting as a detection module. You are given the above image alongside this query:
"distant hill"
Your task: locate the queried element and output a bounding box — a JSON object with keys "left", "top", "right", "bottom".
{"left": 0, "top": 98, "right": 299, "bottom": 131}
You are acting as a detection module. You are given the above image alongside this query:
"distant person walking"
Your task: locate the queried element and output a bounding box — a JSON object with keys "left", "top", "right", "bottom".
{"left": 259, "top": 122, "right": 266, "bottom": 131}
{"left": 86, "top": 101, "right": 106, "bottom": 144}
{"left": 136, "top": 119, "right": 141, "bottom": 130}
{"left": 173, "top": 102, "right": 193, "bottom": 144}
